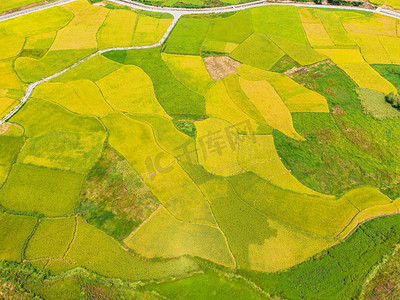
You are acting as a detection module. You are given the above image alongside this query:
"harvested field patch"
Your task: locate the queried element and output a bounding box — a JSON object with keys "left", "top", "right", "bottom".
{"left": 203, "top": 56, "right": 241, "bottom": 81}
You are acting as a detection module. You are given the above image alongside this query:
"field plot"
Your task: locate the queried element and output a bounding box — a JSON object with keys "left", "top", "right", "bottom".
{"left": 50, "top": 0, "right": 108, "bottom": 51}
{"left": 0, "top": 164, "right": 84, "bottom": 216}
{"left": 17, "top": 131, "right": 106, "bottom": 173}
{"left": 195, "top": 118, "right": 243, "bottom": 176}
{"left": 164, "top": 17, "right": 209, "bottom": 55}
{"left": 10, "top": 98, "right": 104, "bottom": 137}
{"left": 25, "top": 217, "right": 76, "bottom": 260}
{"left": 104, "top": 48, "right": 206, "bottom": 117}
{"left": 239, "top": 77, "right": 302, "bottom": 140}
{"left": 0, "top": 214, "right": 37, "bottom": 262}
{"left": 32, "top": 81, "right": 111, "bottom": 116}
{"left": 97, "top": 9, "right": 138, "bottom": 49}
{"left": 238, "top": 64, "right": 329, "bottom": 112}
{"left": 230, "top": 33, "right": 284, "bottom": 71}
{"left": 124, "top": 206, "right": 235, "bottom": 267}
{"left": 1, "top": 3, "right": 400, "bottom": 298}
{"left": 96, "top": 65, "right": 167, "bottom": 116}
{"left": 161, "top": 53, "right": 213, "bottom": 95}
{"left": 318, "top": 48, "right": 397, "bottom": 95}
{"left": 127, "top": 114, "right": 197, "bottom": 163}
{"left": 65, "top": 218, "right": 199, "bottom": 281}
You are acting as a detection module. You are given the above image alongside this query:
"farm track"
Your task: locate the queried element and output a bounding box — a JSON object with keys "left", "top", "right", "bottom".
{"left": 0, "top": 0, "right": 399, "bottom": 125}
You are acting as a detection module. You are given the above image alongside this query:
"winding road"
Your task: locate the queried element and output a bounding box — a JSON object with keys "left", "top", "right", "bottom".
{"left": 0, "top": 0, "right": 399, "bottom": 125}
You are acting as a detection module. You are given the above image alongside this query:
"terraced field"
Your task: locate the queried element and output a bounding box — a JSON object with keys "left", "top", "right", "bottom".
{"left": 1, "top": 1, "right": 400, "bottom": 299}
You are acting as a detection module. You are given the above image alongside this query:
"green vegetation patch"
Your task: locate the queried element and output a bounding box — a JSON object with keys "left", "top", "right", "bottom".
{"left": 356, "top": 88, "right": 400, "bottom": 120}
{"left": 103, "top": 48, "right": 206, "bottom": 117}
{"left": 0, "top": 261, "right": 162, "bottom": 299}
{"left": 0, "top": 164, "right": 84, "bottom": 216}
{"left": 230, "top": 33, "right": 284, "bottom": 71}
{"left": 79, "top": 145, "right": 159, "bottom": 242}
{"left": 17, "top": 131, "right": 106, "bottom": 174}
{"left": 274, "top": 62, "right": 400, "bottom": 198}
{"left": 361, "top": 245, "right": 400, "bottom": 299}
{"left": 25, "top": 217, "right": 76, "bottom": 260}
{"left": 0, "top": 214, "right": 37, "bottom": 262}
{"left": 11, "top": 99, "right": 104, "bottom": 137}
{"left": 142, "top": 268, "right": 266, "bottom": 299}
{"left": 173, "top": 119, "right": 197, "bottom": 138}
{"left": 163, "top": 17, "right": 210, "bottom": 56}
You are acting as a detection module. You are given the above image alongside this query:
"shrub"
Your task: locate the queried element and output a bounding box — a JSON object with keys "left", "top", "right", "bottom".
{"left": 386, "top": 92, "right": 400, "bottom": 109}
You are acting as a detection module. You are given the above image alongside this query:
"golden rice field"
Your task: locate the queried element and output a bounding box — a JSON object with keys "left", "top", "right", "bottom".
{"left": 0, "top": 1, "right": 400, "bottom": 299}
